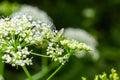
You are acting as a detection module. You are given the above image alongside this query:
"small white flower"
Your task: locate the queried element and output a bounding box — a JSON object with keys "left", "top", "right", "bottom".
{"left": 12, "top": 64, "right": 16, "bottom": 67}
{"left": 17, "top": 45, "right": 21, "bottom": 50}
{"left": 24, "top": 58, "right": 32, "bottom": 65}
{"left": 5, "top": 49, "right": 11, "bottom": 53}
{"left": 28, "top": 37, "right": 32, "bottom": 41}
{"left": 23, "top": 55, "right": 27, "bottom": 58}
{"left": 21, "top": 47, "right": 30, "bottom": 55}
{"left": 2, "top": 54, "right": 12, "bottom": 63}
{"left": 19, "top": 38, "right": 22, "bottom": 42}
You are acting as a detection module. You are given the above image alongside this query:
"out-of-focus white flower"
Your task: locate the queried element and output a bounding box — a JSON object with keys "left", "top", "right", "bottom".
{"left": 64, "top": 28, "right": 97, "bottom": 47}
{"left": 64, "top": 28, "right": 99, "bottom": 60}
{"left": 83, "top": 8, "right": 95, "bottom": 18}
{"left": 0, "top": 75, "right": 4, "bottom": 80}
{"left": 11, "top": 5, "right": 53, "bottom": 25}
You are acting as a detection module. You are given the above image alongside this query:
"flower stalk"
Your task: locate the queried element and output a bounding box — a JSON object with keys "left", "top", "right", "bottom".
{"left": 47, "top": 65, "right": 63, "bottom": 80}
{"left": 22, "top": 66, "right": 33, "bottom": 80}
{"left": 31, "top": 52, "right": 51, "bottom": 58}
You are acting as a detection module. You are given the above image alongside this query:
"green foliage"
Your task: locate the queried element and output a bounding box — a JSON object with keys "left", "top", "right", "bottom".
{"left": 0, "top": 1, "right": 20, "bottom": 16}
{"left": 82, "top": 69, "right": 119, "bottom": 80}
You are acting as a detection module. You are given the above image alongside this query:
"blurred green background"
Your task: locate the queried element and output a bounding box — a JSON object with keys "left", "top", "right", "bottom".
{"left": 0, "top": 0, "right": 120, "bottom": 80}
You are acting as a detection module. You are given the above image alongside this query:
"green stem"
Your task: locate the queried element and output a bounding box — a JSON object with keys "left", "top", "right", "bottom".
{"left": 47, "top": 64, "right": 63, "bottom": 80}
{"left": 0, "top": 53, "right": 4, "bottom": 77}
{"left": 31, "top": 53, "right": 51, "bottom": 58}
{"left": 25, "top": 62, "right": 59, "bottom": 80}
{"left": 41, "top": 49, "right": 48, "bottom": 69}
{"left": 22, "top": 66, "right": 33, "bottom": 80}
{"left": 41, "top": 57, "right": 48, "bottom": 69}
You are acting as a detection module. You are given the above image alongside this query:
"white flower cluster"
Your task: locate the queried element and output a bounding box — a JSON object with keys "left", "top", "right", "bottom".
{"left": 47, "top": 42, "right": 69, "bottom": 65}
{"left": 0, "top": 15, "right": 53, "bottom": 44}
{"left": 46, "top": 39, "right": 91, "bottom": 65}
{"left": 2, "top": 46, "right": 32, "bottom": 66}
{"left": 0, "top": 15, "right": 54, "bottom": 66}
{"left": 60, "top": 39, "right": 91, "bottom": 52}
{"left": 64, "top": 28, "right": 99, "bottom": 60}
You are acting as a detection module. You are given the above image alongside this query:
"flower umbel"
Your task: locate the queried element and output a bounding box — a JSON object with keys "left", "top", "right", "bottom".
{"left": 0, "top": 15, "right": 54, "bottom": 67}
{"left": 46, "top": 38, "right": 91, "bottom": 65}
